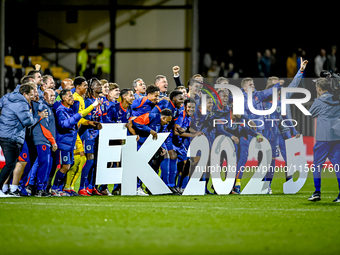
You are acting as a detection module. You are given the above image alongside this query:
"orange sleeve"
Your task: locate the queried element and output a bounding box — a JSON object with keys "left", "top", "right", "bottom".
{"left": 136, "top": 97, "right": 147, "bottom": 108}
{"left": 40, "top": 124, "right": 56, "bottom": 145}
{"left": 134, "top": 113, "right": 150, "bottom": 125}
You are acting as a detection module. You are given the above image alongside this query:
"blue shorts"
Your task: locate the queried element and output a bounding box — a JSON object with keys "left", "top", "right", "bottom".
{"left": 18, "top": 141, "right": 29, "bottom": 162}
{"left": 173, "top": 144, "right": 189, "bottom": 162}
{"left": 84, "top": 140, "right": 96, "bottom": 154}
{"left": 57, "top": 149, "right": 74, "bottom": 165}
{"left": 164, "top": 136, "right": 174, "bottom": 151}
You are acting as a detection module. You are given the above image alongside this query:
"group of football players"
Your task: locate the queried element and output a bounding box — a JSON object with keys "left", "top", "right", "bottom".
{"left": 0, "top": 60, "right": 309, "bottom": 197}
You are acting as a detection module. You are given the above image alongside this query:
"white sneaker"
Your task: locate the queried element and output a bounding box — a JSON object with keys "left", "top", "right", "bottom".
{"left": 0, "top": 190, "right": 15, "bottom": 198}
{"left": 136, "top": 187, "right": 149, "bottom": 196}
{"left": 267, "top": 187, "right": 273, "bottom": 194}
{"left": 51, "top": 189, "right": 61, "bottom": 197}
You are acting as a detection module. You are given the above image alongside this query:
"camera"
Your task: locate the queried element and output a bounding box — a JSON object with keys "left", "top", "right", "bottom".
{"left": 320, "top": 69, "right": 340, "bottom": 98}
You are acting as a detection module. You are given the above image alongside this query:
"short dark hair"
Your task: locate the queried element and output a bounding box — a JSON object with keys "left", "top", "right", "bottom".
{"left": 169, "top": 90, "right": 183, "bottom": 101}
{"left": 80, "top": 42, "right": 87, "bottom": 49}
{"left": 74, "top": 76, "right": 87, "bottom": 87}
{"left": 184, "top": 97, "right": 196, "bottom": 106}
{"left": 19, "top": 84, "right": 33, "bottom": 95}
{"left": 27, "top": 70, "right": 41, "bottom": 77}
{"left": 146, "top": 84, "right": 160, "bottom": 95}
{"left": 60, "top": 89, "right": 71, "bottom": 100}
{"left": 20, "top": 75, "right": 34, "bottom": 84}
{"left": 160, "top": 108, "right": 173, "bottom": 117}
{"left": 120, "top": 88, "right": 133, "bottom": 99}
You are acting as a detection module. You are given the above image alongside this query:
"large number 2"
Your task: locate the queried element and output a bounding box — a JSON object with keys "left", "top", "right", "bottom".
{"left": 240, "top": 137, "right": 272, "bottom": 194}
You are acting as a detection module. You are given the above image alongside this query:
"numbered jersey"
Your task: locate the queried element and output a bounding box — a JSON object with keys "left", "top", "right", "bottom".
{"left": 173, "top": 109, "right": 191, "bottom": 147}
{"left": 82, "top": 96, "right": 108, "bottom": 141}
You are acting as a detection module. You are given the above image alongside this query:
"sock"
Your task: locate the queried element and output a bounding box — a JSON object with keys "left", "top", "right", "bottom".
{"left": 176, "top": 174, "right": 182, "bottom": 188}
{"left": 264, "top": 158, "right": 275, "bottom": 184}
{"left": 181, "top": 176, "right": 189, "bottom": 189}
{"left": 10, "top": 184, "right": 18, "bottom": 192}
{"left": 65, "top": 155, "right": 81, "bottom": 190}
{"left": 235, "top": 178, "right": 241, "bottom": 187}
{"left": 52, "top": 170, "right": 66, "bottom": 190}
{"left": 87, "top": 158, "right": 97, "bottom": 190}
{"left": 160, "top": 158, "right": 170, "bottom": 186}
{"left": 2, "top": 184, "right": 9, "bottom": 193}
{"left": 137, "top": 178, "right": 142, "bottom": 189}
{"left": 169, "top": 159, "right": 178, "bottom": 187}
{"left": 71, "top": 155, "right": 86, "bottom": 190}
{"left": 79, "top": 159, "right": 94, "bottom": 190}
{"left": 58, "top": 174, "right": 67, "bottom": 190}
{"left": 313, "top": 166, "right": 321, "bottom": 192}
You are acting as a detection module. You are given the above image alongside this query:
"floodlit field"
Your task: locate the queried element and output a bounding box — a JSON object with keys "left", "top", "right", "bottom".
{"left": 0, "top": 171, "right": 339, "bottom": 255}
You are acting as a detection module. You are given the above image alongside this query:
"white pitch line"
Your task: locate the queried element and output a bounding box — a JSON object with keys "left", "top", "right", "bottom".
{"left": 0, "top": 202, "right": 338, "bottom": 212}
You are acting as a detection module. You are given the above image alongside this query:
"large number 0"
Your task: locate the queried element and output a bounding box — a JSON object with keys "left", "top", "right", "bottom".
{"left": 241, "top": 137, "right": 272, "bottom": 194}
{"left": 210, "top": 135, "right": 237, "bottom": 194}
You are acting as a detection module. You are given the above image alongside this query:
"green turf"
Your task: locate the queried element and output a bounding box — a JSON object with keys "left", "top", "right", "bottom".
{"left": 0, "top": 172, "right": 339, "bottom": 255}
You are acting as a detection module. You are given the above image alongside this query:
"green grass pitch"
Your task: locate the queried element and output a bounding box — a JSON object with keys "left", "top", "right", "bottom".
{"left": 0, "top": 171, "right": 339, "bottom": 255}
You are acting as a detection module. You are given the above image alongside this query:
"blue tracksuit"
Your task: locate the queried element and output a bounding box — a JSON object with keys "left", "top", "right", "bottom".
{"left": 309, "top": 92, "right": 340, "bottom": 192}
{"left": 134, "top": 92, "right": 146, "bottom": 100}
{"left": 55, "top": 102, "right": 82, "bottom": 154}
{"left": 30, "top": 100, "right": 56, "bottom": 191}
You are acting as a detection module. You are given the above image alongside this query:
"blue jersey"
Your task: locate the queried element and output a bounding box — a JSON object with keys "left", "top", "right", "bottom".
{"left": 82, "top": 96, "right": 108, "bottom": 141}
{"left": 103, "top": 96, "right": 117, "bottom": 110}
{"left": 151, "top": 99, "right": 180, "bottom": 137}
{"left": 262, "top": 100, "right": 280, "bottom": 142}
{"left": 107, "top": 102, "right": 132, "bottom": 123}
{"left": 173, "top": 109, "right": 191, "bottom": 147}
{"left": 242, "top": 82, "right": 282, "bottom": 134}
{"left": 214, "top": 105, "right": 257, "bottom": 139}
{"left": 132, "top": 112, "right": 167, "bottom": 150}
{"left": 131, "top": 97, "right": 155, "bottom": 117}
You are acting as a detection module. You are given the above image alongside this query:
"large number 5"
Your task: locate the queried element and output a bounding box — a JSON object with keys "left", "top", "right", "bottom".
{"left": 283, "top": 135, "right": 308, "bottom": 194}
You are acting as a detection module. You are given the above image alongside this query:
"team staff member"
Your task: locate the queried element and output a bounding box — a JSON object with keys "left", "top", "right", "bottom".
{"left": 32, "top": 89, "right": 58, "bottom": 197}
{"left": 0, "top": 85, "right": 48, "bottom": 197}
{"left": 308, "top": 78, "right": 340, "bottom": 203}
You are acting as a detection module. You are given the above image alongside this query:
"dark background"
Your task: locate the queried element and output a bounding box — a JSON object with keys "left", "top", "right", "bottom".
{"left": 198, "top": 1, "right": 338, "bottom": 78}
{"left": 4, "top": 0, "right": 339, "bottom": 81}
